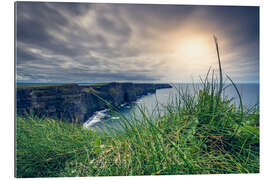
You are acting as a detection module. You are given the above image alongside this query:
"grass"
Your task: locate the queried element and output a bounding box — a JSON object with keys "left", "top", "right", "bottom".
{"left": 16, "top": 83, "right": 72, "bottom": 89}
{"left": 15, "top": 37, "right": 259, "bottom": 177}
{"left": 16, "top": 82, "right": 109, "bottom": 89}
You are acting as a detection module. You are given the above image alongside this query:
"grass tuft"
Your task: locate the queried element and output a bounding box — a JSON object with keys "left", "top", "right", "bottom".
{"left": 16, "top": 37, "right": 259, "bottom": 177}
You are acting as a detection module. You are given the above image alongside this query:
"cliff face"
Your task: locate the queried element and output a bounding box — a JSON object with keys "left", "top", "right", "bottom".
{"left": 16, "top": 83, "right": 171, "bottom": 123}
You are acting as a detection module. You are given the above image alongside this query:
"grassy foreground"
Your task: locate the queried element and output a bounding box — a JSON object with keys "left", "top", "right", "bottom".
{"left": 15, "top": 38, "right": 259, "bottom": 177}
{"left": 16, "top": 84, "right": 259, "bottom": 177}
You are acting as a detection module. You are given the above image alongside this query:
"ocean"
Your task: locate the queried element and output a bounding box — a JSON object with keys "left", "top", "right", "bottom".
{"left": 83, "top": 83, "right": 259, "bottom": 130}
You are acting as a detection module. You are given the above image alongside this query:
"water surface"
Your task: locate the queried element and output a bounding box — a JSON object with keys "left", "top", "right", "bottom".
{"left": 84, "top": 83, "right": 259, "bottom": 130}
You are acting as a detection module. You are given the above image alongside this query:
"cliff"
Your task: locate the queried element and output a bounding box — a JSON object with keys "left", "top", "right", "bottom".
{"left": 16, "top": 82, "right": 172, "bottom": 123}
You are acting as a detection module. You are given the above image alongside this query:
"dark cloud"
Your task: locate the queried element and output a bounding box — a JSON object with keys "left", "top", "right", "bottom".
{"left": 16, "top": 47, "right": 37, "bottom": 63}
{"left": 16, "top": 2, "right": 259, "bottom": 83}
{"left": 16, "top": 2, "right": 69, "bottom": 42}
{"left": 16, "top": 2, "right": 90, "bottom": 57}
{"left": 17, "top": 63, "right": 160, "bottom": 83}
{"left": 206, "top": 6, "right": 259, "bottom": 45}
{"left": 51, "top": 2, "right": 92, "bottom": 16}
{"left": 97, "top": 15, "right": 132, "bottom": 38}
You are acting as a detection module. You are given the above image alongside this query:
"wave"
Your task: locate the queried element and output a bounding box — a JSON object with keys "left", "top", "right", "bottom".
{"left": 83, "top": 109, "right": 108, "bottom": 128}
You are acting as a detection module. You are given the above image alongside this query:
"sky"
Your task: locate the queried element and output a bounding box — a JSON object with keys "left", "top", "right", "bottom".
{"left": 16, "top": 2, "right": 259, "bottom": 83}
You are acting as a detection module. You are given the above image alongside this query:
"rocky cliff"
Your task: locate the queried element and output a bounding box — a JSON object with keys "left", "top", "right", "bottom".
{"left": 16, "top": 82, "right": 172, "bottom": 123}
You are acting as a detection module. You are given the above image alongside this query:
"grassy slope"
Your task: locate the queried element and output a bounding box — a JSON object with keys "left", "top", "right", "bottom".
{"left": 16, "top": 38, "right": 259, "bottom": 177}
{"left": 16, "top": 84, "right": 259, "bottom": 177}
{"left": 16, "top": 83, "right": 109, "bottom": 89}
{"left": 16, "top": 84, "right": 68, "bottom": 89}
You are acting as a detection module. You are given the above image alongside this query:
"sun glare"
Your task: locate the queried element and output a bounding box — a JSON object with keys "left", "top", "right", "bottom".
{"left": 167, "top": 34, "right": 217, "bottom": 78}
{"left": 178, "top": 37, "right": 212, "bottom": 59}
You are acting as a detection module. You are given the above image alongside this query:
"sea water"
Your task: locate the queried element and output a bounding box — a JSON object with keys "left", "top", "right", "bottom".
{"left": 84, "top": 83, "right": 259, "bottom": 129}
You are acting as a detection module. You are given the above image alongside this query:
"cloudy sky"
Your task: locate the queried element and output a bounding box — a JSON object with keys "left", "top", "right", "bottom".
{"left": 16, "top": 2, "right": 259, "bottom": 83}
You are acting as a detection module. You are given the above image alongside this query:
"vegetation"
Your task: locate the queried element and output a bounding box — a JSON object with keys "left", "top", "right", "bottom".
{"left": 16, "top": 82, "right": 109, "bottom": 89}
{"left": 16, "top": 37, "right": 259, "bottom": 177}
{"left": 16, "top": 83, "right": 69, "bottom": 89}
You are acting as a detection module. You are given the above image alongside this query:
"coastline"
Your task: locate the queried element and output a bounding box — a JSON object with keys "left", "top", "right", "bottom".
{"left": 16, "top": 82, "right": 172, "bottom": 123}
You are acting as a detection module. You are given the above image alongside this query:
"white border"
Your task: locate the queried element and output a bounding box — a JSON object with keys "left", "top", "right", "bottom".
{"left": 1, "top": 0, "right": 269, "bottom": 180}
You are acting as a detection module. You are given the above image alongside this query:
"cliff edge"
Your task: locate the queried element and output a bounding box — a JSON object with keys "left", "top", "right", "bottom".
{"left": 16, "top": 82, "right": 172, "bottom": 123}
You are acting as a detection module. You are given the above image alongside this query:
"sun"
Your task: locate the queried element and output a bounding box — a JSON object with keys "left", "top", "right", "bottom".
{"left": 168, "top": 34, "right": 217, "bottom": 74}
{"left": 178, "top": 37, "right": 212, "bottom": 60}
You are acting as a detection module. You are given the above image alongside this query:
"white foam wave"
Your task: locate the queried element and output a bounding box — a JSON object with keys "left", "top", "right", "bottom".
{"left": 83, "top": 109, "right": 108, "bottom": 128}
{"left": 111, "top": 116, "right": 120, "bottom": 120}
{"left": 120, "top": 103, "right": 127, "bottom": 107}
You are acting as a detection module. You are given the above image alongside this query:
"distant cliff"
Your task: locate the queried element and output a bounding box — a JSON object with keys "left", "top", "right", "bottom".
{"left": 16, "top": 82, "right": 172, "bottom": 123}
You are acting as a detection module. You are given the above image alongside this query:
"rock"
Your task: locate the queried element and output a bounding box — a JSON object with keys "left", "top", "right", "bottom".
{"left": 16, "top": 82, "right": 172, "bottom": 123}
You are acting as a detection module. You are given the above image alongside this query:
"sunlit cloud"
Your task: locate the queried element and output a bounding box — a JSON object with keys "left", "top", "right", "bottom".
{"left": 16, "top": 2, "right": 259, "bottom": 83}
